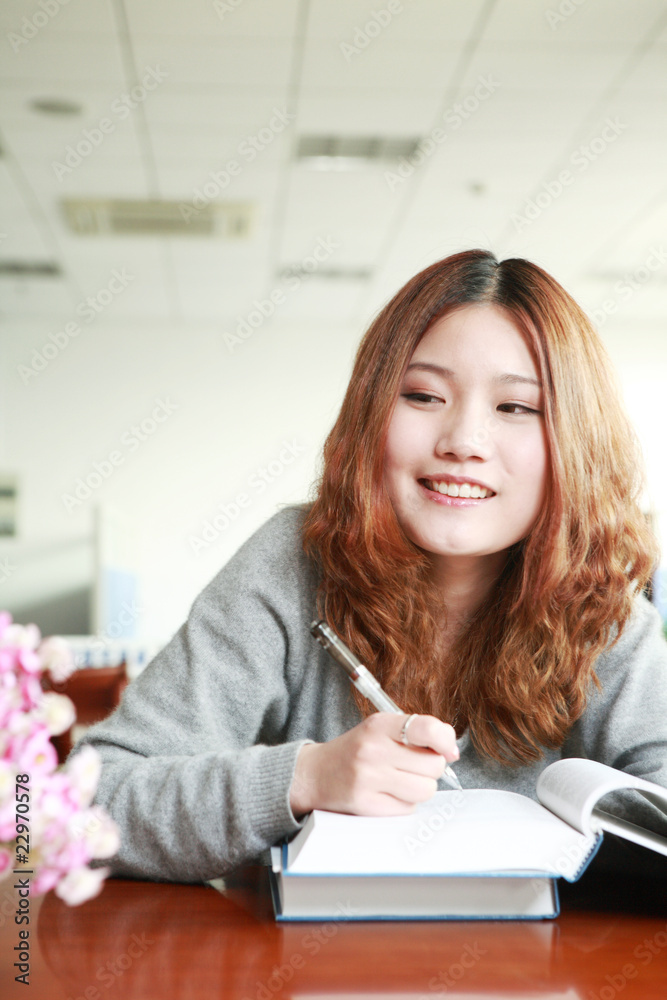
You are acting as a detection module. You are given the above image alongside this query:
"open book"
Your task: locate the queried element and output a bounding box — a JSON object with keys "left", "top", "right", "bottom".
{"left": 270, "top": 758, "right": 667, "bottom": 921}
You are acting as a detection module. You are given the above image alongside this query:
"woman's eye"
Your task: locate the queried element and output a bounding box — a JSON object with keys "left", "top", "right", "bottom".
{"left": 402, "top": 392, "right": 443, "bottom": 404}
{"left": 497, "top": 402, "right": 541, "bottom": 415}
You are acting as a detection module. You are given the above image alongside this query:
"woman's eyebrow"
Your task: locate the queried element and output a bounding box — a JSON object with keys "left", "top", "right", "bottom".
{"left": 406, "top": 362, "right": 542, "bottom": 389}
{"left": 494, "top": 372, "right": 542, "bottom": 388}
{"left": 406, "top": 362, "right": 454, "bottom": 377}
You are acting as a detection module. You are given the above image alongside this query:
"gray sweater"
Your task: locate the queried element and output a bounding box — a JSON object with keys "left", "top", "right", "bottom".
{"left": 80, "top": 505, "right": 667, "bottom": 882}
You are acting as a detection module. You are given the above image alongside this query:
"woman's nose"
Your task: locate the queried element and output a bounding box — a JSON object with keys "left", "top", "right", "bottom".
{"left": 434, "top": 403, "right": 496, "bottom": 461}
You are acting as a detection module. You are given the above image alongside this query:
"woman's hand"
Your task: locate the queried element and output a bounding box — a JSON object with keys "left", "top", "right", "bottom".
{"left": 289, "top": 713, "right": 459, "bottom": 818}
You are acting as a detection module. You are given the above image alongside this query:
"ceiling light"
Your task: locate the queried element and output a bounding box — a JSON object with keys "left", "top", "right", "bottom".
{"left": 297, "top": 135, "right": 420, "bottom": 170}
{"left": 0, "top": 261, "right": 62, "bottom": 277}
{"left": 277, "top": 266, "right": 372, "bottom": 282}
{"left": 30, "top": 98, "right": 83, "bottom": 116}
{"left": 61, "top": 199, "right": 254, "bottom": 238}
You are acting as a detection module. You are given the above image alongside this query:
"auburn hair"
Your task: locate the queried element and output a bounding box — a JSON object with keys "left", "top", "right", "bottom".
{"left": 302, "top": 249, "right": 658, "bottom": 764}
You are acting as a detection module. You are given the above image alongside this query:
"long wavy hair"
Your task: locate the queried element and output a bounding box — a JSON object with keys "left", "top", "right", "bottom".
{"left": 302, "top": 249, "right": 658, "bottom": 764}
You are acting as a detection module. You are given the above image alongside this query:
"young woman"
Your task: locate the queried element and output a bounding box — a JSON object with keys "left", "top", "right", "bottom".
{"left": 80, "top": 250, "right": 667, "bottom": 882}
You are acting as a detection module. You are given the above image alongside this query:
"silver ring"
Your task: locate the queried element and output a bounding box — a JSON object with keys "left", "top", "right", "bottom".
{"left": 399, "top": 713, "right": 417, "bottom": 746}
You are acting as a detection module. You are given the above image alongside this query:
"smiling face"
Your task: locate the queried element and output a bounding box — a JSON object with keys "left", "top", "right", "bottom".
{"left": 382, "top": 304, "right": 548, "bottom": 582}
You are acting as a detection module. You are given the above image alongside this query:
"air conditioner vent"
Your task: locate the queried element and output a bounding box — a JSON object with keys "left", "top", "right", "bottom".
{"left": 0, "top": 260, "right": 62, "bottom": 277}
{"left": 277, "top": 265, "right": 372, "bottom": 282}
{"left": 297, "top": 135, "right": 420, "bottom": 164}
{"left": 61, "top": 198, "right": 254, "bottom": 238}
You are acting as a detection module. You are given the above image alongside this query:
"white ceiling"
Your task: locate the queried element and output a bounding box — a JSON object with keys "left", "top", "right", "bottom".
{"left": 0, "top": 0, "right": 666, "bottom": 334}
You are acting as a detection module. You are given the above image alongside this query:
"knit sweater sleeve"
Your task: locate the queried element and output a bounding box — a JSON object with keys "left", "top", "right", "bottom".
{"left": 564, "top": 593, "right": 667, "bottom": 834}
{"left": 75, "top": 506, "right": 320, "bottom": 883}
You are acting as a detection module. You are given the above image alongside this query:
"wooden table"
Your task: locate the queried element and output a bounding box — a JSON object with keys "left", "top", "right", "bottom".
{"left": 1, "top": 862, "right": 666, "bottom": 999}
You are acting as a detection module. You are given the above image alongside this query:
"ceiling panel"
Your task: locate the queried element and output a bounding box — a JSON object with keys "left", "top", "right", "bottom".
{"left": 129, "top": 37, "right": 294, "bottom": 88}
{"left": 143, "top": 90, "right": 293, "bottom": 128}
{"left": 0, "top": 37, "right": 125, "bottom": 85}
{"left": 485, "top": 0, "right": 666, "bottom": 43}
{"left": 301, "top": 41, "right": 465, "bottom": 92}
{"left": 123, "top": 0, "right": 300, "bottom": 38}
{"left": 297, "top": 91, "right": 443, "bottom": 133}
{"left": 460, "top": 42, "right": 638, "bottom": 94}
{"left": 307, "top": 0, "right": 486, "bottom": 42}
{"left": 0, "top": 0, "right": 665, "bottom": 337}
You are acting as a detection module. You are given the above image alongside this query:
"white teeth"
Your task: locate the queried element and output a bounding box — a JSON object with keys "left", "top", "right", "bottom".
{"left": 426, "top": 480, "right": 491, "bottom": 499}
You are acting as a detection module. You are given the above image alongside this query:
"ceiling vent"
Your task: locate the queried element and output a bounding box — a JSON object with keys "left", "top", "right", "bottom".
{"left": 297, "top": 135, "right": 420, "bottom": 169}
{"left": 588, "top": 268, "right": 667, "bottom": 285}
{"left": 61, "top": 198, "right": 254, "bottom": 238}
{"left": 278, "top": 265, "right": 372, "bottom": 282}
{"left": 0, "top": 261, "right": 62, "bottom": 277}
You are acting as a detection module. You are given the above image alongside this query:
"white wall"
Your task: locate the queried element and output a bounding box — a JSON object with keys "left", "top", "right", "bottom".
{"left": 0, "top": 311, "right": 362, "bottom": 639}
{"left": 1, "top": 305, "right": 665, "bottom": 643}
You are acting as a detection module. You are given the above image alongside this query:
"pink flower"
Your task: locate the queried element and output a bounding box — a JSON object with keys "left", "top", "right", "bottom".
{"left": 0, "top": 609, "right": 119, "bottom": 906}
{"left": 39, "top": 636, "right": 75, "bottom": 683}
{"left": 4, "top": 706, "right": 36, "bottom": 744}
{"left": 65, "top": 746, "right": 102, "bottom": 808}
{"left": 0, "top": 820, "right": 15, "bottom": 841}
{"left": 73, "top": 806, "right": 121, "bottom": 859}
{"left": 33, "top": 867, "right": 63, "bottom": 895}
{"left": 0, "top": 622, "right": 40, "bottom": 651}
{"left": 41, "top": 692, "right": 76, "bottom": 736}
{"left": 0, "top": 648, "right": 18, "bottom": 674}
{"left": 0, "top": 846, "right": 12, "bottom": 880}
{"left": 17, "top": 647, "right": 42, "bottom": 675}
{"left": 14, "top": 726, "right": 58, "bottom": 776}
{"left": 17, "top": 673, "right": 43, "bottom": 711}
{"left": 50, "top": 837, "right": 90, "bottom": 872}
{"left": 54, "top": 866, "right": 109, "bottom": 906}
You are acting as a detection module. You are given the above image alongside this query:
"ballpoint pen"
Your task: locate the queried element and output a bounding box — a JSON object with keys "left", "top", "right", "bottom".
{"left": 310, "top": 619, "right": 462, "bottom": 791}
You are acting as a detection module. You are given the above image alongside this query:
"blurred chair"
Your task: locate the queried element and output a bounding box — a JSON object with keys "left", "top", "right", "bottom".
{"left": 45, "top": 664, "right": 128, "bottom": 763}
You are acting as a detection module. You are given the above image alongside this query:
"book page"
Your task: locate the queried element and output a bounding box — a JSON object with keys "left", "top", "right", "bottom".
{"left": 536, "top": 758, "right": 667, "bottom": 837}
{"left": 285, "top": 789, "right": 598, "bottom": 880}
{"left": 592, "top": 809, "right": 667, "bottom": 856}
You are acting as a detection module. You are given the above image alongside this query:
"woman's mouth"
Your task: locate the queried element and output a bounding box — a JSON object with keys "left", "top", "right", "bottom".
{"left": 421, "top": 478, "right": 495, "bottom": 499}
